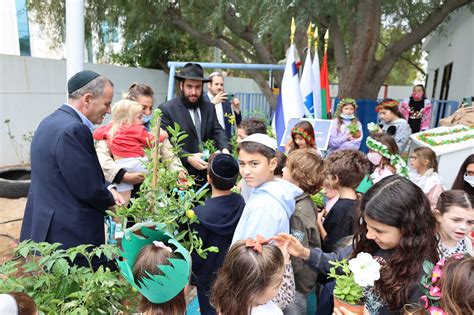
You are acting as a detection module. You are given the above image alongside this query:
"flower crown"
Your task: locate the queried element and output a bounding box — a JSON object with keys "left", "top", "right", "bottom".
{"left": 291, "top": 126, "right": 315, "bottom": 147}
{"left": 375, "top": 100, "right": 399, "bottom": 112}
{"left": 366, "top": 137, "right": 410, "bottom": 178}
{"left": 335, "top": 98, "right": 358, "bottom": 116}
{"left": 419, "top": 254, "right": 465, "bottom": 315}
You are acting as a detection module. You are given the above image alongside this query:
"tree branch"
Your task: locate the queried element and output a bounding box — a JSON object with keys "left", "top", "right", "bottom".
{"left": 217, "top": 34, "right": 257, "bottom": 61}
{"left": 379, "top": 41, "right": 426, "bottom": 76}
{"left": 381, "top": 0, "right": 470, "bottom": 64}
{"left": 168, "top": 9, "right": 277, "bottom": 107}
{"left": 222, "top": 7, "right": 277, "bottom": 64}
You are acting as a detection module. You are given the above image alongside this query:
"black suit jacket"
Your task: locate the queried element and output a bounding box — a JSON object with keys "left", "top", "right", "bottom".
{"left": 203, "top": 94, "right": 242, "bottom": 139}
{"left": 20, "top": 105, "right": 115, "bottom": 268}
{"left": 159, "top": 96, "right": 229, "bottom": 181}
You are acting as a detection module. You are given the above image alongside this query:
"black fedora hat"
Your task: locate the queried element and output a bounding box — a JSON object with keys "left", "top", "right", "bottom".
{"left": 174, "top": 63, "right": 210, "bottom": 82}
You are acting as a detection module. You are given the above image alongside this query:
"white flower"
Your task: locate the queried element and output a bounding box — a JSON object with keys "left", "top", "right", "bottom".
{"left": 367, "top": 122, "right": 380, "bottom": 133}
{"left": 348, "top": 252, "right": 381, "bottom": 287}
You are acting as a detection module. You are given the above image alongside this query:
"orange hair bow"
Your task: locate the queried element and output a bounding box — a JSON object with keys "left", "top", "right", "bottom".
{"left": 245, "top": 235, "right": 268, "bottom": 254}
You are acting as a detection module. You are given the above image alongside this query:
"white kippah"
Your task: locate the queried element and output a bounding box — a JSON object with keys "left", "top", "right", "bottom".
{"left": 0, "top": 294, "right": 18, "bottom": 314}
{"left": 240, "top": 133, "right": 277, "bottom": 151}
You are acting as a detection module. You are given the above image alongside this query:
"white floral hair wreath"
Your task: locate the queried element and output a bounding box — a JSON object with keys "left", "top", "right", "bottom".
{"left": 366, "top": 137, "right": 410, "bottom": 179}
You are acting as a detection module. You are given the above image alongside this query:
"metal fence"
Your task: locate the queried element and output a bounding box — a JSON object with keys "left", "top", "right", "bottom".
{"left": 237, "top": 92, "right": 461, "bottom": 128}
{"left": 235, "top": 93, "right": 273, "bottom": 123}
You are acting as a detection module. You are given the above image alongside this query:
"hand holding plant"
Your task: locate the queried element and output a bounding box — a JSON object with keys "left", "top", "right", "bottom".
{"left": 328, "top": 252, "right": 380, "bottom": 308}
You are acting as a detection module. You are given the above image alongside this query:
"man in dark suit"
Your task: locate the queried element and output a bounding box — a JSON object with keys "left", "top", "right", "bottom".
{"left": 203, "top": 72, "right": 242, "bottom": 140}
{"left": 20, "top": 70, "right": 124, "bottom": 269}
{"left": 159, "top": 63, "right": 230, "bottom": 186}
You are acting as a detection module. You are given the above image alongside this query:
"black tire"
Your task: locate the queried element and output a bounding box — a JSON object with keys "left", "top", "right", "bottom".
{"left": 0, "top": 166, "right": 31, "bottom": 199}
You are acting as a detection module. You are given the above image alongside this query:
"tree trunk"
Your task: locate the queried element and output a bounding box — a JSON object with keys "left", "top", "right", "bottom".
{"left": 336, "top": 0, "right": 381, "bottom": 99}
{"left": 336, "top": 0, "right": 470, "bottom": 99}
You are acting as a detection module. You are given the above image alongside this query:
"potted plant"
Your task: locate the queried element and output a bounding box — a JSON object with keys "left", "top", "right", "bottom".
{"left": 328, "top": 252, "right": 381, "bottom": 314}
{"left": 347, "top": 123, "right": 362, "bottom": 138}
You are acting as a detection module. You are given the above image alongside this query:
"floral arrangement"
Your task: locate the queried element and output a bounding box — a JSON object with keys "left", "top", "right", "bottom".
{"left": 419, "top": 254, "right": 465, "bottom": 315}
{"left": 417, "top": 127, "right": 474, "bottom": 146}
{"left": 367, "top": 122, "right": 381, "bottom": 134}
{"left": 328, "top": 252, "right": 381, "bottom": 305}
{"left": 291, "top": 126, "right": 315, "bottom": 147}
{"left": 366, "top": 136, "right": 410, "bottom": 178}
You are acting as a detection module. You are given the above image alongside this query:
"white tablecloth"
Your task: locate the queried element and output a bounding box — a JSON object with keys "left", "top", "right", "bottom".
{"left": 410, "top": 125, "right": 474, "bottom": 188}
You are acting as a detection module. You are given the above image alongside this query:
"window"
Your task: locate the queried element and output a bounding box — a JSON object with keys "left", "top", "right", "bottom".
{"left": 16, "top": 0, "right": 31, "bottom": 56}
{"left": 101, "top": 22, "right": 119, "bottom": 43}
{"left": 431, "top": 68, "right": 439, "bottom": 99}
{"left": 439, "top": 63, "right": 453, "bottom": 100}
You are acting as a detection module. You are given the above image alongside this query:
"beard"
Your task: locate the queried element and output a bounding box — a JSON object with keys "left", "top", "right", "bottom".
{"left": 180, "top": 91, "right": 203, "bottom": 109}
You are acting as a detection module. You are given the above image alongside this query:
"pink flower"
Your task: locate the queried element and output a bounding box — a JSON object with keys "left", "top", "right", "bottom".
{"left": 435, "top": 258, "right": 445, "bottom": 268}
{"left": 427, "top": 306, "right": 445, "bottom": 315}
{"left": 420, "top": 295, "right": 429, "bottom": 308}
{"left": 431, "top": 265, "right": 443, "bottom": 282}
{"left": 429, "top": 285, "right": 442, "bottom": 297}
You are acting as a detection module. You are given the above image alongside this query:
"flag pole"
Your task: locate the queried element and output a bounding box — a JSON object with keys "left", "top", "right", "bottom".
{"left": 307, "top": 22, "right": 313, "bottom": 50}
{"left": 290, "top": 17, "right": 296, "bottom": 45}
{"left": 313, "top": 26, "right": 319, "bottom": 50}
{"left": 323, "top": 29, "right": 330, "bottom": 118}
{"left": 324, "top": 29, "right": 329, "bottom": 52}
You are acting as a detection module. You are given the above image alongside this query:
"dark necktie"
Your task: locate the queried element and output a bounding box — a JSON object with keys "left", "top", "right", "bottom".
{"left": 193, "top": 109, "right": 202, "bottom": 144}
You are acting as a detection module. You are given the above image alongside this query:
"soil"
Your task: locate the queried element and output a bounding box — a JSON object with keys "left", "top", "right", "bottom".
{"left": 0, "top": 197, "right": 26, "bottom": 263}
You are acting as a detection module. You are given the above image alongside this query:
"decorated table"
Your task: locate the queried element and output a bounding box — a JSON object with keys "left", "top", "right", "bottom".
{"left": 410, "top": 125, "right": 474, "bottom": 188}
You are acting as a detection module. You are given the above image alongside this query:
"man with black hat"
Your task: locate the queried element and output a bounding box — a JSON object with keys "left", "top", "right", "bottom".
{"left": 20, "top": 70, "right": 124, "bottom": 269}
{"left": 159, "top": 63, "right": 230, "bottom": 186}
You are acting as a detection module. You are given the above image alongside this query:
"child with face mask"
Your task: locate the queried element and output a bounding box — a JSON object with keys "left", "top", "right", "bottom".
{"left": 400, "top": 84, "right": 433, "bottom": 133}
{"left": 452, "top": 154, "right": 474, "bottom": 196}
{"left": 366, "top": 133, "right": 410, "bottom": 184}
{"left": 328, "top": 98, "right": 363, "bottom": 154}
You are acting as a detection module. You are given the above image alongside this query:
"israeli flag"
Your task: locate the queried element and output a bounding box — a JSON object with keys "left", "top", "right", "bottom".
{"left": 273, "top": 44, "right": 305, "bottom": 151}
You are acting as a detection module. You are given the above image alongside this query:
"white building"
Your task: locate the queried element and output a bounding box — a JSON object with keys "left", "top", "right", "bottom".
{"left": 0, "top": 0, "right": 120, "bottom": 62}
{"left": 423, "top": 7, "right": 474, "bottom": 103}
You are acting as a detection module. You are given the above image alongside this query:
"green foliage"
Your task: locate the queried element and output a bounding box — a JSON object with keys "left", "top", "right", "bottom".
{"left": 109, "top": 117, "right": 218, "bottom": 259}
{"left": 328, "top": 259, "right": 364, "bottom": 305}
{"left": 27, "top": 1, "right": 471, "bottom": 100}
{"left": 310, "top": 191, "right": 325, "bottom": 208}
{"left": 347, "top": 123, "right": 361, "bottom": 136}
{"left": 0, "top": 241, "right": 138, "bottom": 314}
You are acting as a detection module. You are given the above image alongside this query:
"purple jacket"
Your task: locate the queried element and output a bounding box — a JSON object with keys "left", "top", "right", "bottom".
{"left": 328, "top": 119, "right": 363, "bottom": 152}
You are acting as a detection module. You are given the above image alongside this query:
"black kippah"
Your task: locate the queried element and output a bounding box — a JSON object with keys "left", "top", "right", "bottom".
{"left": 68, "top": 70, "right": 100, "bottom": 94}
{"left": 210, "top": 154, "right": 239, "bottom": 190}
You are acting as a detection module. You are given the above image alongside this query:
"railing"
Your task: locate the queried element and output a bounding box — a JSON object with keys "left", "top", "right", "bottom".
{"left": 237, "top": 93, "right": 460, "bottom": 128}
{"left": 430, "top": 100, "right": 459, "bottom": 128}
{"left": 236, "top": 93, "right": 273, "bottom": 123}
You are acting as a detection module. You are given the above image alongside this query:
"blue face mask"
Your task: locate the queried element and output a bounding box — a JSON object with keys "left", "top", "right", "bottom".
{"left": 143, "top": 114, "right": 153, "bottom": 124}
{"left": 340, "top": 113, "right": 355, "bottom": 120}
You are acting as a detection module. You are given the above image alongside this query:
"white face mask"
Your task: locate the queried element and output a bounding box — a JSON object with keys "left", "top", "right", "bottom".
{"left": 464, "top": 175, "right": 474, "bottom": 187}
{"left": 340, "top": 113, "right": 355, "bottom": 120}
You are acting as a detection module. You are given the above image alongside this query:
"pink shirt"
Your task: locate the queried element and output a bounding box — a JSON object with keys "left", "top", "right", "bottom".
{"left": 93, "top": 124, "right": 161, "bottom": 158}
